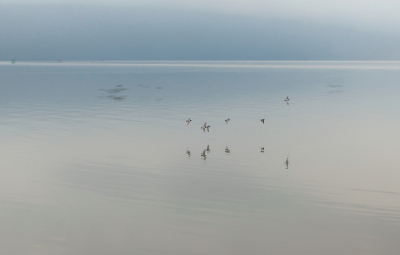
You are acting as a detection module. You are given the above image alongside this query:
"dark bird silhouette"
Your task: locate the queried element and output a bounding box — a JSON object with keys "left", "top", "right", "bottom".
{"left": 201, "top": 122, "right": 207, "bottom": 132}
{"left": 285, "top": 156, "right": 289, "bottom": 169}
{"left": 201, "top": 150, "right": 207, "bottom": 160}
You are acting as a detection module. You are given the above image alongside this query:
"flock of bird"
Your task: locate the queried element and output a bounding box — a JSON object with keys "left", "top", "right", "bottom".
{"left": 186, "top": 144, "right": 289, "bottom": 168}
{"left": 185, "top": 96, "right": 290, "bottom": 166}
{"left": 186, "top": 96, "right": 289, "bottom": 132}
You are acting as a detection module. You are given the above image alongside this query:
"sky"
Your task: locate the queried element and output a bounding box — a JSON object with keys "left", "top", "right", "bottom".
{"left": 1, "top": 0, "right": 400, "bottom": 60}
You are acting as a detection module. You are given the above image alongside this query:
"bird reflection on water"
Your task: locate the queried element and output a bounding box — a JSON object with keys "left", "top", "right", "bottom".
{"left": 185, "top": 146, "right": 290, "bottom": 169}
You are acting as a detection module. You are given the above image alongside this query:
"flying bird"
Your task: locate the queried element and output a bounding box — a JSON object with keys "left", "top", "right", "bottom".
{"left": 201, "top": 122, "right": 207, "bottom": 132}
{"left": 284, "top": 96, "right": 289, "bottom": 105}
{"left": 186, "top": 118, "right": 192, "bottom": 125}
{"left": 285, "top": 156, "right": 289, "bottom": 169}
{"left": 201, "top": 150, "right": 207, "bottom": 160}
{"left": 225, "top": 118, "right": 230, "bottom": 124}
{"left": 260, "top": 119, "right": 265, "bottom": 124}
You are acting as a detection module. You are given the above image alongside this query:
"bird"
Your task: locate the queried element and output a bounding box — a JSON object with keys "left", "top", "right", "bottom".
{"left": 201, "top": 122, "right": 207, "bottom": 132}
{"left": 260, "top": 119, "right": 265, "bottom": 124}
{"left": 285, "top": 156, "right": 289, "bottom": 169}
{"left": 261, "top": 147, "right": 264, "bottom": 152}
{"left": 186, "top": 118, "right": 192, "bottom": 125}
{"left": 225, "top": 118, "right": 230, "bottom": 124}
{"left": 201, "top": 150, "right": 207, "bottom": 160}
{"left": 284, "top": 96, "right": 289, "bottom": 105}
{"left": 206, "top": 125, "right": 211, "bottom": 132}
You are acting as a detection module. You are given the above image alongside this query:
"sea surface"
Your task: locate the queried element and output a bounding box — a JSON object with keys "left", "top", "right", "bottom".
{"left": 1, "top": 61, "right": 400, "bottom": 255}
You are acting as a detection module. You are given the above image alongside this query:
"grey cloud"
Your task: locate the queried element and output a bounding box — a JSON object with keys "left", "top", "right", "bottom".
{"left": 1, "top": 4, "right": 400, "bottom": 61}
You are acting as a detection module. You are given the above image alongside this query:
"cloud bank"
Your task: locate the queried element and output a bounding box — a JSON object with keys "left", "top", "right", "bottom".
{"left": 1, "top": 3, "right": 399, "bottom": 60}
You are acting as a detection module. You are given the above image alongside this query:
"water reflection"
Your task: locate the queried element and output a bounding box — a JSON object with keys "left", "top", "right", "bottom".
{"left": 100, "top": 85, "right": 127, "bottom": 94}
{"left": 184, "top": 146, "right": 292, "bottom": 169}
{"left": 99, "top": 84, "right": 128, "bottom": 101}
{"left": 225, "top": 146, "right": 230, "bottom": 154}
{"left": 328, "top": 84, "right": 344, "bottom": 93}
{"left": 2, "top": 61, "right": 400, "bottom": 255}
{"left": 108, "top": 95, "right": 126, "bottom": 100}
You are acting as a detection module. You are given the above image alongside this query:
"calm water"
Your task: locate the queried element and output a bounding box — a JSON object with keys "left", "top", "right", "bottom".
{"left": 1, "top": 61, "right": 400, "bottom": 254}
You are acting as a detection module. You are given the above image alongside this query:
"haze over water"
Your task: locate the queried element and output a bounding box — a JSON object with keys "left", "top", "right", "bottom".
{"left": 1, "top": 61, "right": 400, "bottom": 254}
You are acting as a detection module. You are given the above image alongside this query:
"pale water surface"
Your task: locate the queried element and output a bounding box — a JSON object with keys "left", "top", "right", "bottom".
{"left": 1, "top": 61, "right": 400, "bottom": 254}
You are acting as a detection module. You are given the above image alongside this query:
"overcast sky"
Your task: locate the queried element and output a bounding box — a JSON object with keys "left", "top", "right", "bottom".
{"left": 1, "top": 0, "right": 400, "bottom": 60}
